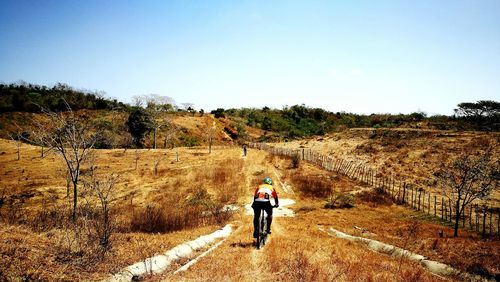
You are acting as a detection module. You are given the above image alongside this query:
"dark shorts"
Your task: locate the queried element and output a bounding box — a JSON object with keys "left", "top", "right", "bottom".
{"left": 252, "top": 201, "right": 273, "bottom": 216}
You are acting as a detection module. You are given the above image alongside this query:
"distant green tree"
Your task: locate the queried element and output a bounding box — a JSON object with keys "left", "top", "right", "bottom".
{"left": 127, "top": 108, "right": 153, "bottom": 148}
{"left": 211, "top": 108, "right": 226, "bottom": 118}
{"left": 0, "top": 82, "right": 128, "bottom": 112}
{"left": 455, "top": 100, "right": 500, "bottom": 119}
{"left": 454, "top": 100, "right": 500, "bottom": 130}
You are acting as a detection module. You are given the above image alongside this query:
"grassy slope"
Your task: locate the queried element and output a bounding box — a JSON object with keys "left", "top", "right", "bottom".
{"left": 0, "top": 110, "right": 255, "bottom": 148}
{"left": 0, "top": 139, "right": 247, "bottom": 280}
{"left": 276, "top": 128, "right": 500, "bottom": 207}
{"left": 1, "top": 128, "right": 499, "bottom": 280}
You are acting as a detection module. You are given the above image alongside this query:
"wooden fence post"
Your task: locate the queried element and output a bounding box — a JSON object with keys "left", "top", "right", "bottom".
{"left": 397, "top": 182, "right": 401, "bottom": 203}
{"left": 389, "top": 176, "right": 395, "bottom": 199}
{"left": 434, "top": 195, "right": 437, "bottom": 217}
{"left": 411, "top": 188, "right": 414, "bottom": 208}
{"left": 422, "top": 191, "right": 425, "bottom": 211}
{"left": 428, "top": 193, "right": 430, "bottom": 215}
{"left": 391, "top": 178, "right": 394, "bottom": 198}
{"left": 418, "top": 190, "right": 421, "bottom": 211}
{"left": 469, "top": 205, "right": 474, "bottom": 230}
{"left": 441, "top": 197, "right": 444, "bottom": 220}
{"left": 462, "top": 207, "right": 466, "bottom": 227}
{"left": 445, "top": 201, "right": 449, "bottom": 221}
{"left": 489, "top": 210, "right": 492, "bottom": 236}
{"left": 476, "top": 207, "right": 479, "bottom": 232}
{"left": 402, "top": 183, "right": 406, "bottom": 204}
{"left": 482, "top": 207, "right": 487, "bottom": 237}
{"left": 498, "top": 211, "right": 500, "bottom": 236}
{"left": 448, "top": 199, "right": 452, "bottom": 223}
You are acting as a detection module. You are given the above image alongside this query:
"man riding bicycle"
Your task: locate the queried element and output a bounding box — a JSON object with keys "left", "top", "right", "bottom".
{"left": 252, "top": 177, "right": 279, "bottom": 239}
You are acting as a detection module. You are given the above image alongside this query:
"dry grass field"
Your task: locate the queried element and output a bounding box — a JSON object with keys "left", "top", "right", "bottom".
{"left": 277, "top": 129, "right": 500, "bottom": 207}
{"left": 0, "top": 139, "right": 247, "bottom": 280}
{"left": 1, "top": 131, "right": 499, "bottom": 281}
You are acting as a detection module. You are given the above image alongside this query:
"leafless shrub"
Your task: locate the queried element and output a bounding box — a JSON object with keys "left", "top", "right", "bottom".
{"left": 30, "top": 203, "right": 70, "bottom": 232}
{"left": 291, "top": 174, "right": 332, "bottom": 198}
{"left": 153, "top": 156, "right": 161, "bottom": 177}
{"left": 285, "top": 250, "right": 320, "bottom": 282}
{"left": 357, "top": 187, "right": 393, "bottom": 206}
{"left": 81, "top": 170, "right": 118, "bottom": 253}
{"left": 437, "top": 142, "right": 499, "bottom": 237}
{"left": 0, "top": 197, "right": 25, "bottom": 225}
{"left": 130, "top": 188, "right": 232, "bottom": 233}
{"left": 325, "top": 192, "right": 355, "bottom": 209}
{"left": 395, "top": 220, "right": 420, "bottom": 280}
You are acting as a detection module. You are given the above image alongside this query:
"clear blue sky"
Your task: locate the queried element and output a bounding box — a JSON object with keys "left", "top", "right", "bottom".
{"left": 1, "top": 0, "right": 499, "bottom": 115}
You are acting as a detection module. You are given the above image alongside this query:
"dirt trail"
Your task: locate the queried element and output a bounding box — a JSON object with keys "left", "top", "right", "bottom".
{"left": 161, "top": 150, "right": 296, "bottom": 281}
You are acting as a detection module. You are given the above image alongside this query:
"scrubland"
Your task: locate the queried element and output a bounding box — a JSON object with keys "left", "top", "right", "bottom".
{"left": 278, "top": 129, "right": 500, "bottom": 207}
{"left": 1, "top": 131, "right": 499, "bottom": 281}
{"left": 0, "top": 139, "right": 246, "bottom": 280}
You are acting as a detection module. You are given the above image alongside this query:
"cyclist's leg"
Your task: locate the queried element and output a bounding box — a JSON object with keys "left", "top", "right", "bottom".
{"left": 264, "top": 203, "right": 273, "bottom": 232}
{"left": 252, "top": 204, "right": 262, "bottom": 238}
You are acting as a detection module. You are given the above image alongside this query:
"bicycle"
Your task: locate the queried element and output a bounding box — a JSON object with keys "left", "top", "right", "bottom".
{"left": 256, "top": 205, "right": 277, "bottom": 249}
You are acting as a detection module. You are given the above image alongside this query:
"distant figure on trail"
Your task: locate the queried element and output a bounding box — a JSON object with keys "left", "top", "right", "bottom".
{"left": 243, "top": 144, "right": 247, "bottom": 156}
{"left": 252, "top": 177, "right": 279, "bottom": 239}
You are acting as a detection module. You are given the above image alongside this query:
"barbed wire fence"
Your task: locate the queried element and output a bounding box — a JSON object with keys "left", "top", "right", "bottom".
{"left": 249, "top": 142, "right": 499, "bottom": 237}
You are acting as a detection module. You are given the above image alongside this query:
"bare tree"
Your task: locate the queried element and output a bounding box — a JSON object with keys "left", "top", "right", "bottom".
{"left": 29, "top": 103, "right": 98, "bottom": 221}
{"left": 163, "top": 123, "right": 180, "bottom": 149}
{"left": 7, "top": 132, "right": 21, "bottom": 161}
{"left": 437, "top": 144, "right": 499, "bottom": 237}
{"left": 153, "top": 156, "right": 161, "bottom": 177}
{"left": 133, "top": 94, "right": 176, "bottom": 149}
{"left": 81, "top": 167, "right": 118, "bottom": 253}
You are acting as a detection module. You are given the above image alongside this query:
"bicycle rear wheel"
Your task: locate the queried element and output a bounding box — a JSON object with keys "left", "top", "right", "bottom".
{"left": 257, "top": 209, "right": 267, "bottom": 249}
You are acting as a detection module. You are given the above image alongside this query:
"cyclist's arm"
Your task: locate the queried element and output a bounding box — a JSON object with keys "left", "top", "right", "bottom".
{"left": 272, "top": 189, "right": 279, "bottom": 206}
{"left": 253, "top": 187, "right": 260, "bottom": 200}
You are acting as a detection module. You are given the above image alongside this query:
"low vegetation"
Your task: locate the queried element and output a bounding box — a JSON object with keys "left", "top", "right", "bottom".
{"left": 290, "top": 173, "right": 333, "bottom": 198}
{"left": 1, "top": 81, "right": 499, "bottom": 280}
{"left": 0, "top": 140, "right": 246, "bottom": 280}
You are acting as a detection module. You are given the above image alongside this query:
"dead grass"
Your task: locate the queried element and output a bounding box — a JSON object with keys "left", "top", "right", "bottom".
{"left": 0, "top": 137, "right": 499, "bottom": 281}
{"left": 276, "top": 129, "right": 500, "bottom": 207}
{"left": 171, "top": 213, "right": 444, "bottom": 282}
{"left": 356, "top": 187, "right": 394, "bottom": 207}
{"left": 290, "top": 173, "right": 333, "bottom": 198}
{"left": 130, "top": 188, "right": 233, "bottom": 234}
{"left": 0, "top": 139, "right": 247, "bottom": 280}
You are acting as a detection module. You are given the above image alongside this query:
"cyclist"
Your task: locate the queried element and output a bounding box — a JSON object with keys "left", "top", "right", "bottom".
{"left": 252, "top": 177, "right": 279, "bottom": 238}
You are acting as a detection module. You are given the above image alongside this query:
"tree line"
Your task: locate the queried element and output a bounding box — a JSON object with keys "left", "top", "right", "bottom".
{"left": 0, "top": 82, "right": 129, "bottom": 112}
{"left": 2, "top": 82, "right": 498, "bottom": 143}
{"left": 220, "top": 102, "right": 499, "bottom": 140}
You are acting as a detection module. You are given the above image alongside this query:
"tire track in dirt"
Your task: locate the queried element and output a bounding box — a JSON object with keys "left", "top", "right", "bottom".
{"left": 165, "top": 149, "right": 296, "bottom": 281}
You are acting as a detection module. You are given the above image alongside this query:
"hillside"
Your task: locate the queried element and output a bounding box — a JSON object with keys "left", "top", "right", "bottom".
{"left": 277, "top": 128, "right": 500, "bottom": 207}
{"left": 0, "top": 110, "right": 261, "bottom": 149}
{"left": 1, "top": 133, "right": 499, "bottom": 281}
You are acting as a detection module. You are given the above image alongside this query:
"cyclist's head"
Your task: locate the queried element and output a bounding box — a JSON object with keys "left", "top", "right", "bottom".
{"left": 263, "top": 177, "right": 273, "bottom": 185}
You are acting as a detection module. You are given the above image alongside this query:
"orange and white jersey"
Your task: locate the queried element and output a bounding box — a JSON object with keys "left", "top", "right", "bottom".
{"left": 254, "top": 183, "right": 278, "bottom": 202}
